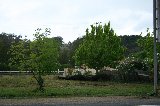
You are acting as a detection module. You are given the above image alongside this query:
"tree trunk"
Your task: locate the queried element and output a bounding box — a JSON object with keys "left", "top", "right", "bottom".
{"left": 37, "top": 74, "right": 44, "bottom": 91}
{"left": 32, "top": 71, "right": 44, "bottom": 91}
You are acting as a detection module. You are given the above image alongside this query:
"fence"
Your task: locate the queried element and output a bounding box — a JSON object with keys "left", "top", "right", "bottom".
{"left": 0, "top": 71, "right": 32, "bottom": 75}
{"left": 0, "top": 70, "right": 64, "bottom": 75}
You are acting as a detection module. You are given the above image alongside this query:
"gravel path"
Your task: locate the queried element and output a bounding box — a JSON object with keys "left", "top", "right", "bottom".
{"left": 0, "top": 96, "right": 160, "bottom": 106}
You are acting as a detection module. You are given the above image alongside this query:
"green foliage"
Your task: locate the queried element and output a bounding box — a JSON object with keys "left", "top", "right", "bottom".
{"left": 137, "top": 30, "right": 154, "bottom": 59}
{"left": 136, "top": 29, "right": 160, "bottom": 75}
{"left": 116, "top": 57, "right": 150, "bottom": 82}
{"left": 68, "top": 37, "right": 84, "bottom": 66}
{"left": 9, "top": 37, "right": 30, "bottom": 71}
{"left": 8, "top": 28, "right": 59, "bottom": 91}
{"left": 0, "top": 33, "right": 21, "bottom": 70}
{"left": 30, "top": 38, "right": 59, "bottom": 73}
{"left": 59, "top": 45, "right": 70, "bottom": 66}
{"left": 57, "top": 37, "right": 84, "bottom": 68}
{"left": 74, "top": 22, "right": 125, "bottom": 71}
{"left": 53, "top": 36, "right": 64, "bottom": 46}
{"left": 119, "top": 35, "right": 142, "bottom": 56}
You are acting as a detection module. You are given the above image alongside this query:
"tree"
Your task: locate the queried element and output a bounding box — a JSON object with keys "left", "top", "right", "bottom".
{"left": 9, "top": 28, "right": 59, "bottom": 91}
{"left": 8, "top": 37, "right": 30, "bottom": 71}
{"left": 53, "top": 36, "right": 64, "bottom": 46}
{"left": 136, "top": 29, "right": 160, "bottom": 72}
{"left": 119, "top": 35, "right": 142, "bottom": 56}
{"left": 59, "top": 44, "right": 70, "bottom": 68}
{"left": 74, "top": 22, "right": 125, "bottom": 72}
{"left": 68, "top": 37, "right": 84, "bottom": 67}
{"left": 0, "top": 33, "right": 21, "bottom": 70}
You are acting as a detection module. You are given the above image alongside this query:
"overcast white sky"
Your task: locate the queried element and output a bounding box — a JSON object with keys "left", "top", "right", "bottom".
{"left": 0, "top": 0, "right": 152, "bottom": 43}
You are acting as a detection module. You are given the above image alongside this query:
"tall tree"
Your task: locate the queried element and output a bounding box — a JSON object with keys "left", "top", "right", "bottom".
{"left": 74, "top": 22, "right": 125, "bottom": 72}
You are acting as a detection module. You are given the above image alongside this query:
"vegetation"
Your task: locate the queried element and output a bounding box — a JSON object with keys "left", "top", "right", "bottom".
{"left": 0, "top": 75, "right": 154, "bottom": 98}
{"left": 116, "top": 57, "right": 150, "bottom": 82}
{"left": 8, "top": 28, "right": 59, "bottom": 91}
{"left": 0, "top": 22, "right": 159, "bottom": 95}
{"left": 0, "top": 26, "right": 150, "bottom": 72}
{"left": 0, "top": 33, "right": 21, "bottom": 71}
{"left": 74, "top": 22, "right": 125, "bottom": 72}
{"left": 136, "top": 29, "right": 160, "bottom": 67}
{"left": 119, "top": 35, "right": 142, "bottom": 56}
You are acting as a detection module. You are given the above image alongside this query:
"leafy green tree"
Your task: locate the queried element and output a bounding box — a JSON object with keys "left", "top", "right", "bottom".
{"left": 54, "top": 36, "right": 64, "bottom": 46}
{"left": 8, "top": 37, "right": 30, "bottom": 71}
{"left": 136, "top": 29, "right": 160, "bottom": 74}
{"left": 68, "top": 37, "right": 84, "bottom": 67}
{"left": 9, "top": 28, "right": 59, "bottom": 91}
{"left": 0, "top": 33, "right": 21, "bottom": 70}
{"left": 74, "top": 22, "right": 125, "bottom": 72}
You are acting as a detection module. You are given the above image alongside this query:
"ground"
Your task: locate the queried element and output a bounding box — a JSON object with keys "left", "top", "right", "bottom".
{"left": 0, "top": 75, "right": 160, "bottom": 105}
{"left": 0, "top": 96, "right": 160, "bottom": 106}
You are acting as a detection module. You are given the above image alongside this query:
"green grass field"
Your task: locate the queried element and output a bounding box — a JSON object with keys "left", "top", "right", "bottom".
{"left": 0, "top": 75, "right": 156, "bottom": 98}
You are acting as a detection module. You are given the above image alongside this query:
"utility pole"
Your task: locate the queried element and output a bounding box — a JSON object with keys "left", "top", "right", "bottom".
{"left": 153, "top": 0, "right": 159, "bottom": 95}
{"left": 157, "top": 0, "right": 160, "bottom": 42}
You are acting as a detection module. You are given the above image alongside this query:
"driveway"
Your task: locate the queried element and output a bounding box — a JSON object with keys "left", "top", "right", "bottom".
{"left": 0, "top": 96, "right": 160, "bottom": 106}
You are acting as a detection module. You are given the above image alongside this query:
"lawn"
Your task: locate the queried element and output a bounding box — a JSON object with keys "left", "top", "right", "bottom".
{"left": 0, "top": 75, "right": 156, "bottom": 98}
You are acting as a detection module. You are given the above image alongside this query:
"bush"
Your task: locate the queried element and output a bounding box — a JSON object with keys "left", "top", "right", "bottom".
{"left": 92, "top": 70, "right": 114, "bottom": 81}
{"left": 66, "top": 68, "right": 115, "bottom": 81}
{"left": 66, "top": 69, "right": 92, "bottom": 81}
{"left": 67, "top": 74, "right": 87, "bottom": 80}
{"left": 116, "top": 57, "right": 150, "bottom": 82}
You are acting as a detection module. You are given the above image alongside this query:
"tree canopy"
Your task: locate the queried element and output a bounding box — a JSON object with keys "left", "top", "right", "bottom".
{"left": 9, "top": 28, "right": 59, "bottom": 90}
{"left": 74, "top": 22, "right": 125, "bottom": 71}
{"left": 136, "top": 29, "right": 160, "bottom": 68}
{"left": 0, "top": 33, "right": 21, "bottom": 70}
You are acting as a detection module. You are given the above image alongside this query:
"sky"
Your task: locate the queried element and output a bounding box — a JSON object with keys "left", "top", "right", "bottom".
{"left": 0, "top": 0, "right": 152, "bottom": 43}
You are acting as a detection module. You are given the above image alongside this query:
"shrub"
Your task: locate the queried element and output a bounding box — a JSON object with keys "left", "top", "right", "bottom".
{"left": 66, "top": 68, "right": 116, "bottom": 81}
{"left": 67, "top": 74, "right": 87, "bottom": 80}
{"left": 67, "top": 69, "right": 93, "bottom": 81}
{"left": 116, "top": 57, "right": 150, "bottom": 82}
{"left": 92, "top": 69, "right": 114, "bottom": 81}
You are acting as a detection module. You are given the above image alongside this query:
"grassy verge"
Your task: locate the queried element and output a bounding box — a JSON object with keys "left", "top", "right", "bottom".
{"left": 0, "top": 75, "right": 155, "bottom": 98}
